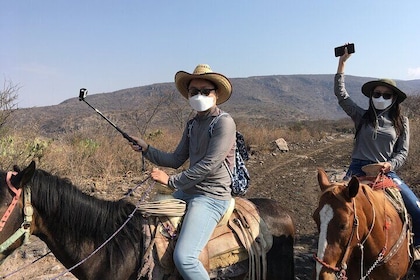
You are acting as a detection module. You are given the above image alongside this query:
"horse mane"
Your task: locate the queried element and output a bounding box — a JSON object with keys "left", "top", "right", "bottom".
{"left": 30, "top": 168, "right": 144, "bottom": 260}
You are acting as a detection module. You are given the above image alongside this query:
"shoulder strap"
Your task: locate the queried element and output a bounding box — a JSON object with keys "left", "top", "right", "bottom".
{"left": 187, "top": 118, "right": 196, "bottom": 138}
{"left": 209, "top": 112, "right": 229, "bottom": 137}
{"left": 188, "top": 112, "right": 229, "bottom": 138}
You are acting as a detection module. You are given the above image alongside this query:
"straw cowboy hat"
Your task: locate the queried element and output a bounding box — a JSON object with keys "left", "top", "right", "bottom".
{"left": 362, "top": 78, "right": 407, "bottom": 103}
{"left": 361, "top": 163, "right": 385, "bottom": 176}
{"left": 175, "top": 64, "right": 232, "bottom": 105}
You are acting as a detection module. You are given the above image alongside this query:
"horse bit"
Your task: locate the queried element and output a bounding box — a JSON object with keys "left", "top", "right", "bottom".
{"left": 0, "top": 171, "right": 33, "bottom": 253}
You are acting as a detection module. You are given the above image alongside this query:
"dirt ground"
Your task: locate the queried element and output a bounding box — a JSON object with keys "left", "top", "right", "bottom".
{"left": 1, "top": 132, "right": 420, "bottom": 279}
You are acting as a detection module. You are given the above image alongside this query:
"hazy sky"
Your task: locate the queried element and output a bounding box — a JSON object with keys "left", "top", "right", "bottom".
{"left": 1, "top": 0, "right": 419, "bottom": 108}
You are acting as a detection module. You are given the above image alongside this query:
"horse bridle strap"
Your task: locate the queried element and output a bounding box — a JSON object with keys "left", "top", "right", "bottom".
{"left": 0, "top": 171, "right": 33, "bottom": 254}
{"left": 313, "top": 191, "right": 376, "bottom": 280}
{"left": 313, "top": 199, "right": 359, "bottom": 280}
{"left": 0, "top": 172, "right": 22, "bottom": 232}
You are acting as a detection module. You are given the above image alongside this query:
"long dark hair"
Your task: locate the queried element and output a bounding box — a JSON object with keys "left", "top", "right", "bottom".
{"left": 355, "top": 97, "right": 404, "bottom": 137}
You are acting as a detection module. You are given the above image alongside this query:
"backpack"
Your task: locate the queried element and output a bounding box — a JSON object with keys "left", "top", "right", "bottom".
{"left": 225, "top": 131, "right": 250, "bottom": 196}
{"left": 188, "top": 112, "right": 250, "bottom": 196}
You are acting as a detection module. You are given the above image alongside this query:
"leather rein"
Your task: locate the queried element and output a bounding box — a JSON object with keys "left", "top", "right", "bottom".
{"left": 314, "top": 172, "right": 408, "bottom": 280}
{"left": 0, "top": 171, "right": 33, "bottom": 253}
{"left": 313, "top": 182, "right": 384, "bottom": 280}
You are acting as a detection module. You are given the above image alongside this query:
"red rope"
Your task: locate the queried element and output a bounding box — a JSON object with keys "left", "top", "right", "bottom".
{"left": 0, "top": 172, "right": 21, "bottom": 232}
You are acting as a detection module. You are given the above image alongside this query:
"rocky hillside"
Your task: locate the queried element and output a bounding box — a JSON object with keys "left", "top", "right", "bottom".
{"left": 9, "top": 74, "right": 420, "bottom": 137}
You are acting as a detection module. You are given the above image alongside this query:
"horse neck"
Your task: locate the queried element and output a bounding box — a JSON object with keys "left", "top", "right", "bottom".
{"left": 29, "top": 171, "right": 144, "bottom": 278}
{"left": 29, "top": 178, "right": 103, "bottom": 268}
{"left": 356, "top": 185, "right": 393, "bottom": 258}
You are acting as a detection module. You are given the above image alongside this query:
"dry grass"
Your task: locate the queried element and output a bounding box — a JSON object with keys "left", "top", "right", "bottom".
{"left": 1, "top": 123, "right": 185, "bottom": 186}
{"left": 0, "top": 117, "right": 351, "bottom": 178}
{"left": 1, "top": 112, "right": 420, "bottom": 190}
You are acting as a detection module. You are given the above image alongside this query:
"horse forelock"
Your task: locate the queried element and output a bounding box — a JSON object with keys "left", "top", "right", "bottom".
{"left": 30, "top": 169, "right": 143, "bottom": 257}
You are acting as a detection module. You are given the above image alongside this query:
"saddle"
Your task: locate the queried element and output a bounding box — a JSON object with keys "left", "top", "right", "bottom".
{"left": 360, "top": 164, "right": 405, "bottom": 215}
{"left": 359, "top": 165, "right": 416, "bottom": 263}
{"left": 138, "top": 197, "right": 273, "bottom": 280}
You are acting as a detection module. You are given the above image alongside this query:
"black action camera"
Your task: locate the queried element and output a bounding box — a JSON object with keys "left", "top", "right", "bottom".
{"left": 334, "top": 43, "right": 355, "bottom": 57}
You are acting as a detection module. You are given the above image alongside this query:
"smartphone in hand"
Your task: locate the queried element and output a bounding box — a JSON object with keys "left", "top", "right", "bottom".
{"left": 334, "top": 43, "right": 355, "bottom": 57}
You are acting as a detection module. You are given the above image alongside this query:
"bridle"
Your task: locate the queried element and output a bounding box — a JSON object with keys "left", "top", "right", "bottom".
{"left": 313, "top": 197, "right": 364, "bottom": 280}
{"left": 313, "top": 184, "right": 388, "bottom": 280}
{"left": 0, "top": 171, "right": 33, "bottom": 253}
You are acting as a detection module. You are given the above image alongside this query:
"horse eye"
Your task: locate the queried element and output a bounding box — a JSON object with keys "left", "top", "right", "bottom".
{"left": 339, "top": 224, "right": 347, "bottom": 231}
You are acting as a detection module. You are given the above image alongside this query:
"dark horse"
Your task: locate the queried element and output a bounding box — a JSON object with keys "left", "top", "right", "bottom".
{"left": 0, "top": 162, "right": 295, "bottom": 280}
{"left": 312, "top": 168, "right": 411, "bottom": 280}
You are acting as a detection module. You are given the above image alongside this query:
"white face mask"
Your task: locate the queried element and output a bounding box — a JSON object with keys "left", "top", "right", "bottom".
{"left": 189, "top": 94, "right": 215, "bottom": 112}
{"left": 372, "top": 96, "right": 393, "bottom": 110}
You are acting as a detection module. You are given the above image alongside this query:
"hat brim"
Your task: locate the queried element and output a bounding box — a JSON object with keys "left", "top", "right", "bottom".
{"left": 361, "top": 163, "right": 384, "bottom": 176}
{"left": 175, "top": 71, "right": 232, "bottom": 105}
{"left": 361, "top": 81, "right": 407, "bottom": 103}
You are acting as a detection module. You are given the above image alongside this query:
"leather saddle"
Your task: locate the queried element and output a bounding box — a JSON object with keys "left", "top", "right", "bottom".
{"left": 138, "top": 197, "right": 273, "bottom": 279}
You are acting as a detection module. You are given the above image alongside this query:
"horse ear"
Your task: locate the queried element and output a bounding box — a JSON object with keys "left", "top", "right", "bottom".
{"left": 11, "top": 161, "right": 36, "bottom": 189}
{"left": 317, "top": 168, "right": 331, "bottom": 191}
{"left": 13, "top": 165, "right": 21, "bottom": 172}
{"left": 345, "top": 176, "right": 360, "bottom": 199}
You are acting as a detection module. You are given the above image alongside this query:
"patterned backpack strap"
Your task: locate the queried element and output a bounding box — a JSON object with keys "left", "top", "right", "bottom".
{"left": 235, "top": 131, "right": 249, "bottom": 161}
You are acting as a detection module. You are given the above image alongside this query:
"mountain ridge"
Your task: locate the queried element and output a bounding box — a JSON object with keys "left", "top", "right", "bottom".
{"left": 10, "top": 74, "right": 420, "bottom": 136}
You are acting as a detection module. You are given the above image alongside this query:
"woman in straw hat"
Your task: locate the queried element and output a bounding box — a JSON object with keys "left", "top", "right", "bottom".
{"left": 130, "top": 64, "right": 236, "bottom": 279}
{"left": 335, "top": 46, "right": 420, "bottom": 257}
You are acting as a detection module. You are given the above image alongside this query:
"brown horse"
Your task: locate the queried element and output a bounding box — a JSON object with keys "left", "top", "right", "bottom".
{"left": 0, "top": 161, "right": 295, "bottom": 280}
{"left": 312, "top": 168, "right": 411, "bottom": 280}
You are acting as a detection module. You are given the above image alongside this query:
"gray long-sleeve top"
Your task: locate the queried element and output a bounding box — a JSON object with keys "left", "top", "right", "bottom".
{"left": 334, "top": 73, "right": 409, "bottom": 171}
{"left": 143, "top": 106, "right": 236, "bottom": 200}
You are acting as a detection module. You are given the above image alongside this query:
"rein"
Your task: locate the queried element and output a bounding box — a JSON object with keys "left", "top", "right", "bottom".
{"left": 51, "top": 176, "right": 155, "bottom": 280}
{"left": 0, "top": 172, "right": 33, "bottom": 254}
{"left": 1, "top": 171, "right": 155, "bottom": 280}
{"left": 314, "top": 171, "right": 410, "bottom": 280}
{"left": 313, "top": 198, "right": 361, "bottom": 280}
{"left": 368, "top": 174, "right": 410, "bottom": 266}
{"left": 313, "top": 184, "right": 383, "bottom": 280}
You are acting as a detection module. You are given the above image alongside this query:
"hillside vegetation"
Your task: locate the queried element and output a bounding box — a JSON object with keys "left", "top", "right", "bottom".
{"left": 2, "top": 74, "right": 420, "bottom": 185}
{"left": 8, "top": 74, "right": 420, "bottom": 137}
{"left": 2, "top": 74, "right": 420, "bottom": 279}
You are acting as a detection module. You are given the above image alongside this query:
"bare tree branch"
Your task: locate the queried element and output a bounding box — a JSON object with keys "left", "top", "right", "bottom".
{"left": 0, "top": 79, "right": 19, "bottom": 129}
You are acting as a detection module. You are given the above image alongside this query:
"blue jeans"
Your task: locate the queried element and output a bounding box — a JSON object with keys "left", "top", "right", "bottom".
{"left": 345, "top": 159, "right": 420, "bottom": 246}
{"left": 172, "top": 190, "right": 230, "bottom": 280}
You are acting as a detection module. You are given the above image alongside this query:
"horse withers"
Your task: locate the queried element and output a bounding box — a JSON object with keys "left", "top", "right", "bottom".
{"left": 0, "top": 161, "right": 295, "bottom": 280}
{"left": 312, "top": 168, "right": 412, "bottom": 280}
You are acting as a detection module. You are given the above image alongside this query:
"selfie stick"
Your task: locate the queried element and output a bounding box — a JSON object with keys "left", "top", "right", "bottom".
{"left": 78, "top": 88, "right": 140, "bottom": 147}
